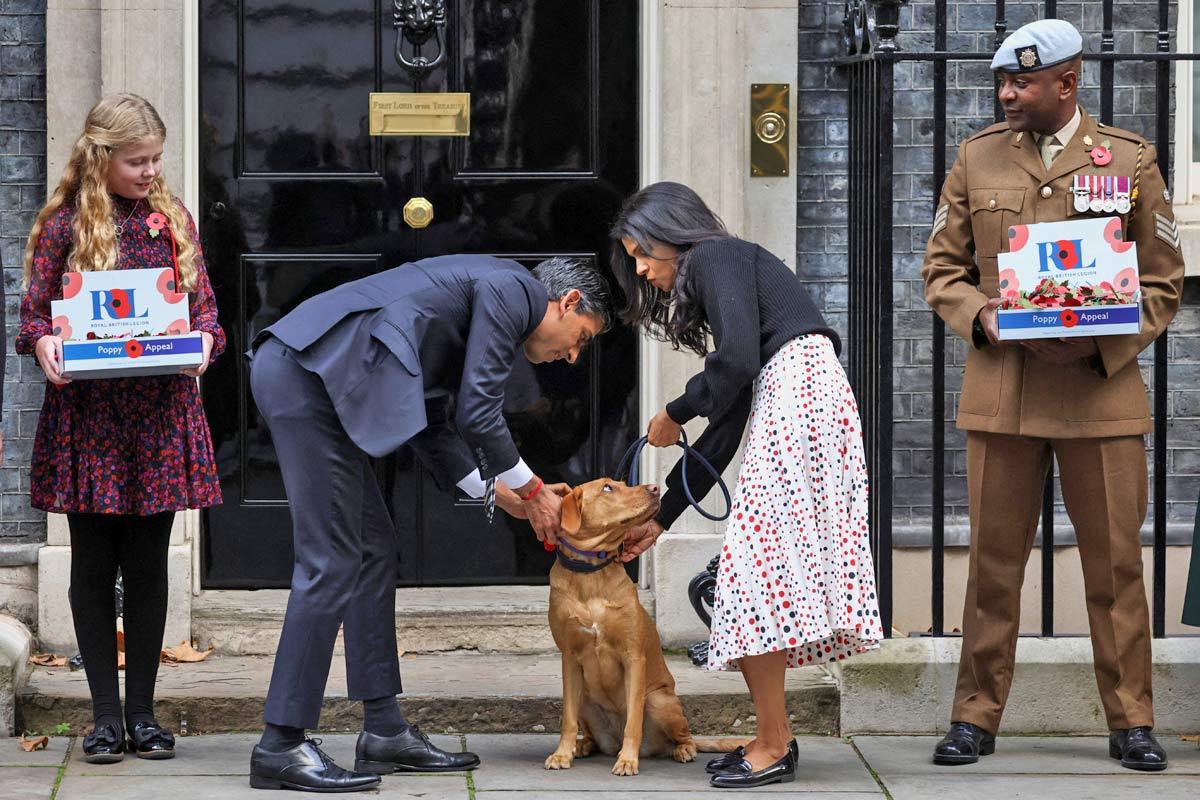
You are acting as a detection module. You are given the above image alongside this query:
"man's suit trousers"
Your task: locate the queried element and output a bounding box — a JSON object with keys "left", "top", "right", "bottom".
{"left": 250, "top": 336, "right": 403, "bottom": 729}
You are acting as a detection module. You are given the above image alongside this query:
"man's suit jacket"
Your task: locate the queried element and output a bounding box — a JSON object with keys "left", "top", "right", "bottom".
{"left": 922, "top": 108, "right": 1184, "bottom": 439}
{"left": 254, "top": 255, "right": 548, "bottom": 487}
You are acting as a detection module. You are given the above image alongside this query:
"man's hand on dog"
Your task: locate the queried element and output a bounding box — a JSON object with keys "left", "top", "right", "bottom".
{"left": 647, "top": 409, "right": 681, "bottom": 447}
{"left": 518, "top": 476, "right": 569, "bottom": 545}
{"left": 497, "top": 482, "right": 571, "bottom": 521}
{"left": 620, "top": 519, "right": 665, "bottom": 562}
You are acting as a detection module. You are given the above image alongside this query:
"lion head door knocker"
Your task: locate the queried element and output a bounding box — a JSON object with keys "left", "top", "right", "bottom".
{"left": 394, "top": 0, "right": 448, "bottom": 82}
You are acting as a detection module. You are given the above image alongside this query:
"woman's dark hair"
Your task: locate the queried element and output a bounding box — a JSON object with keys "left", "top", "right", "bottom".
{"left": 608, "top": 181, "right": 730, "bottom": 357}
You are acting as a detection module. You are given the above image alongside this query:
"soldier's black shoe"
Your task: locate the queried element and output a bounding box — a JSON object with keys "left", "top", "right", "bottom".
{"left": 249, "top": 738, "right": 381, "bottom": 792}
{"left": 1109, "top": 727, "right": 1168, "bottom": 772}
{"left": 932, "top": 722, "right": 995, "bottom": 765}
{"left": 354, "top": 726, "right": 480, "bottom": 773}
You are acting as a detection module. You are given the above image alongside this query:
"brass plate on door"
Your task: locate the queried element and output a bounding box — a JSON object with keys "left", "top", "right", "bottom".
{"left": 403, "top": 197, "right": 434, "bottom": 229}
{"left": 750, "top": 84, "right": 789, "bottom": 177}
{"left": 369, "top": 92, "right": 470, "bottom": 136}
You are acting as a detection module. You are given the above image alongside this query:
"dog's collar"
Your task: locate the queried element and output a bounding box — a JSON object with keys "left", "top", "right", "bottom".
{"left": 556, "top": 538, "right": 612, "bottom": 560}
{"left": 555, "top": 546, "right": 620, "bottom": 574}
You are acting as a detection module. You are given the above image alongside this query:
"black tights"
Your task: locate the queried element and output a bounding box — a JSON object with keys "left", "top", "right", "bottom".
{"left": 68, "top": 512, "right": 174, "bottom": 731}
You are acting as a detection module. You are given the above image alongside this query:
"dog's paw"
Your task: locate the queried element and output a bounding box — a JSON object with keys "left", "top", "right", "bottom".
{"left": 574, "top": 738, "right": 594, "bottom": 758}
{"left": 672, "top": 741, "right": 698, "bottom": 763}
{"left": 544, "top": 752, "right": 574, "bottom": 770}
{"left": 611, "top": 755, "right": 639, "bottom": 776}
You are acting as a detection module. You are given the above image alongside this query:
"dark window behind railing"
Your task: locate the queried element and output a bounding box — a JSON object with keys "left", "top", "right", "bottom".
{"left": 835, "top": 0, "right": 1195, "bottom": 639}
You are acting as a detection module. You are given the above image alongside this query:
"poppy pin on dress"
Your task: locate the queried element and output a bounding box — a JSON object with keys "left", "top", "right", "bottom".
{"left": 146, "top": 213, "right": 167, "bottom": 239}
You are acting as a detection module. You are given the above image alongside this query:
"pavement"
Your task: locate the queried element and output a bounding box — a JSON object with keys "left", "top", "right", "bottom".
{"left": 3, "top": 732, "right": 1200, "bottom": 799}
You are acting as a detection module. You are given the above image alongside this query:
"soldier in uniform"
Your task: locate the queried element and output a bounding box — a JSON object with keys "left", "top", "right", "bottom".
{"left": 922, "top": 19, "right": 1184, "bottom": 770}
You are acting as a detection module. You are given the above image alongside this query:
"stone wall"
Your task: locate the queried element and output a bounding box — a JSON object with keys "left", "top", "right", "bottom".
{"left": 1, "top": 0, "right": 46, "bottom": 544}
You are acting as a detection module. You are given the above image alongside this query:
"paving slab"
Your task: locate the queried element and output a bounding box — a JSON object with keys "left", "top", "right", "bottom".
{"left": 54, "top": 774, "right": 469, "bottom": 800}
{"left": 21, "top": 653, "right": 837, "bottom": 735}
{"left": 464, "top": 733, "right": 880, "bottom": 794}
{"left": 63, "top": 732, "right": 465, "bottom": 776}
{"left": 0, "top": 766, "right": 61, "bottom": 800}
{"left": 0, "top": 736, "right": 71, "bottom": 766}
{"left": 475, "top": 794, "right": 884, "bottom": 799}
{"left": 879, "top": 774, "right": 1200, "bottom": 800}
{"left": 852, "top": 734, "right": 1200, "bottom": 776}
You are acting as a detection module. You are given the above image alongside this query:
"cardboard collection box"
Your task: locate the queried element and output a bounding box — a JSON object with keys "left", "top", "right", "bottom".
{"left": 50, "top": 267, "right": 205, "bottom": 379}
{"left": 996, "top": 216, "right": 1140, "bottom": 340}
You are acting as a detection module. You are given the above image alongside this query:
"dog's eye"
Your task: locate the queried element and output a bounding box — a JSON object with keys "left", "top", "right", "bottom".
{"left": 602, "top": 484, "right": 614, "bottom": 493}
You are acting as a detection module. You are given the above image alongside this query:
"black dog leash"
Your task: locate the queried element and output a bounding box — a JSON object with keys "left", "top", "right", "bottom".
{"left": 614, "top": 431, "right": 732, "bottom": 522}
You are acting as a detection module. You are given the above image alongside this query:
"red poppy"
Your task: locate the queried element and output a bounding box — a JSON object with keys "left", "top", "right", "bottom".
{"left": 1060, "top": 309, "right": 1080, "bottom": 328}
{"left": 125, "top": 339, "right": 144, "bottom": 358}
{"left": 146, "top": 212, "right": 168, "bottom": 231}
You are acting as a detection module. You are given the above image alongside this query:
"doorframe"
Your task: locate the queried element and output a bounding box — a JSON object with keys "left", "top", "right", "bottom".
{"left": 637, "top": 0, "right": 661, "bottom": 589}
{"left": 185, "top": 0, "right": 656, "bottom": 591}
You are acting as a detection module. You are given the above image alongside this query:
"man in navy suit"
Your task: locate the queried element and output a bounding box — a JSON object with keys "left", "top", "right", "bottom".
{"left": 246, "top": 256, "right": 611, "bottom": 792}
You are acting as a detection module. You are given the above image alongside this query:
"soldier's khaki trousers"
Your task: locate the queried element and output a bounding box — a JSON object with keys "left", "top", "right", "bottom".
{"left": 952, "top": 431, "right": 1154, "bottom": 733}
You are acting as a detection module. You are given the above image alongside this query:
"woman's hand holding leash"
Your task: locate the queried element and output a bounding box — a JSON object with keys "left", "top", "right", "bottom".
{"left": 647, "top": 409, "right": 681, "bottom": 447}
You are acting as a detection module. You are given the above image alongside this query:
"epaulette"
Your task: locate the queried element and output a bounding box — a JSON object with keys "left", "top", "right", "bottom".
{"left": 964, "top": 120, "right": 1012, "bottom": 143}
{"left": 1093, "top": 123, "right": 1147, "bottom": 147}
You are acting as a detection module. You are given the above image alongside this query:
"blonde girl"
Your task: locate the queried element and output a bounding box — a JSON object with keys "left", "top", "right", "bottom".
{"left": 16, "top": 93, "right": 224, "bottom": 763}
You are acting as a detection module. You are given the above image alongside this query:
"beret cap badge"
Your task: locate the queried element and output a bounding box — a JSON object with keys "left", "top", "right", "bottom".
{"left": 1018, "top": 47, "right": 1040, "bottom": 68}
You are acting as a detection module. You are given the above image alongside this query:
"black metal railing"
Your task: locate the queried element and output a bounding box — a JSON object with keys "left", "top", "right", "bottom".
{"left": 836, "top": 0, "right": 1194, "bottom": 638}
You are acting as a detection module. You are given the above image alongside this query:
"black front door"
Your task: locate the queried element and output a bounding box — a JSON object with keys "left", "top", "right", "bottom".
{"left": 198, "top": 1, "right": 639, "bottom": 588}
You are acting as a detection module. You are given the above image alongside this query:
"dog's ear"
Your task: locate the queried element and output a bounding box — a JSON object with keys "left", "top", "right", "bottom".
{"left": 560, "top": 486, "right": 583, "bottom": 534}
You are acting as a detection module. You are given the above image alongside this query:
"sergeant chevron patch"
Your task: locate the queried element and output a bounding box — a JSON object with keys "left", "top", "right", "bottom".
{"left": 931, "top": 204, "right": 950, "bottom": 239}
{"left": 1154, "top": 212, "right": 1181, "bottom": 250}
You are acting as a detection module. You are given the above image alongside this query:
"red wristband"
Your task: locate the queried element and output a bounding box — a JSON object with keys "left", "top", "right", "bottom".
{"left": 519, "top": 478, "right": 545, "bottom": 503}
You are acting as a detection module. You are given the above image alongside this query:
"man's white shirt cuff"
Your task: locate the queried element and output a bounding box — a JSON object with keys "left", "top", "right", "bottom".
{"left": 456, "top": 459, "right": 533, "bottom": 499}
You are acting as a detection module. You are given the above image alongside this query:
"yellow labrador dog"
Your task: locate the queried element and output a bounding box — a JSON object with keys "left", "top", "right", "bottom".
{"left": 544, "top": 478, "right": 744, "bottom": 776}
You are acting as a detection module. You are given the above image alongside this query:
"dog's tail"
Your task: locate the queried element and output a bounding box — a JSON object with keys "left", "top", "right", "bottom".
{"left": 690, "top": 736, "right": 753, "bottom": 753}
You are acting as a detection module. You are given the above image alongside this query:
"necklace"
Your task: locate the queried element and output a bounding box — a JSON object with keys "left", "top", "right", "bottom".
{"left": 114, "top": 198, "right": 141, "bottom": 238}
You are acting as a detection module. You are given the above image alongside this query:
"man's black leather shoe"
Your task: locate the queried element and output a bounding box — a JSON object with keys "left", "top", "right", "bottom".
{"left": 709, "top": 749, "right": 796, "bottom": 789}
{"left": 1109, "top": 727, "right": 1168, "bottom": 772}
{"left": 932, "top": 722, "right": 995, "bottom": 765}
{"left": 82, "top": 723, "right": 125, "bottom": 764}
{"left": 354, "top": 726, "right": 481, "bottom": 773}
{"left": 249, "top": 738, "right": 381, "bottom": 792}
{"left": 126, "top": 720, "right": 175, "bottom": 759}
{"left": 706, "top": 739, "right": 798, "bottom": 774}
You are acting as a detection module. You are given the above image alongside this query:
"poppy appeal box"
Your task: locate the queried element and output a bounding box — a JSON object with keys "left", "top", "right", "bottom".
{"left": 50, "top": 267, "right": 204, "bottom": 379}
{"left": 996, "top": 216, "right": 1140, "bottom": 340}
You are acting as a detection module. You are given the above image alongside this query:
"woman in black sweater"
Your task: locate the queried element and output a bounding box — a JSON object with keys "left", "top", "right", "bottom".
{"left": 612, "top": 182, "right": 882, "bottom": 789}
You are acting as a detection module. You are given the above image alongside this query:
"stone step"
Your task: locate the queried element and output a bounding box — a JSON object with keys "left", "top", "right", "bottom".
{"left": 17, "top": 652, "right": 839, "bottom": 736}
{"left": 193, "top": 586, "right": 652, "bottom": 656}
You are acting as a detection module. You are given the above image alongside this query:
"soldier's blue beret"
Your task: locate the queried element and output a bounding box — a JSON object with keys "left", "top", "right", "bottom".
{"left": 990, "top": 19, "right": 1084, "bottom": 74}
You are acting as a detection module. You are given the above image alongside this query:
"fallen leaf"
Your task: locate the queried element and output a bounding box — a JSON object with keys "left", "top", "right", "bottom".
{"left": 1182, "top": 734, "right": 1200, "bottom": 747}
{"left": 19, "top": 735, "right": 49, "bottom": 752}
{"left": 29, "top": 653, "right": 67, "bottom": 667}
{"left": 161, "top": 640, "right": 214, "bottom": 664}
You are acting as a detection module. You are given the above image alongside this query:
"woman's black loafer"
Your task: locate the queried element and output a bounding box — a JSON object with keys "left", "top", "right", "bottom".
{"left": 82, "top": 723, "right": 126, "bottom": 764}
{"left": 127, "top": 720, "right": 176, "bottom": 760}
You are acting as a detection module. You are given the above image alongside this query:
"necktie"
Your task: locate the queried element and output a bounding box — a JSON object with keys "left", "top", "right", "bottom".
{"left": 484, "top": 477, "right": 496, "bottom": 524}
{"left": 1037, "top": 133, "right": 1063, "bottom": 168}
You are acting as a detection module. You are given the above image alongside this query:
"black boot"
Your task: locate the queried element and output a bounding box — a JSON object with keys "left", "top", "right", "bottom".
{"left": 1109, "top": 727, "right": 1168, "bottom": 772}
{"left": 249, "top": 738, "right": 381, "bottom": 792}
{"left": 706, "top": 739, "right": 798, "bottom": 774}
{"left": 932, "top": 722, "right": 995, "bottom": 765}
{"left": 354, "top": 726, "right": 480, "bottom": 773}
